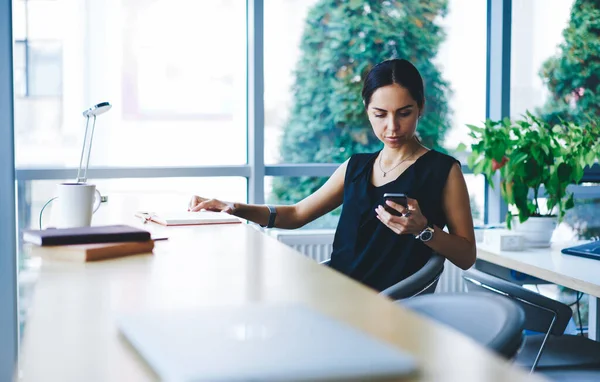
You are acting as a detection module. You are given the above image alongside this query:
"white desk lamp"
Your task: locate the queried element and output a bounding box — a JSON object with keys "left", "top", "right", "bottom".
{"left": 76, "top": 101, "right": 112, "bottom": 183}
{"left": 38, "top": 102, "right": 112, "bottom": 229}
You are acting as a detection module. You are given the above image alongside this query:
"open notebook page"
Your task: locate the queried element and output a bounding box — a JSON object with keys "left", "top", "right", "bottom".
{"left": 135, "top": 211, "right": 241, "bottom": 226}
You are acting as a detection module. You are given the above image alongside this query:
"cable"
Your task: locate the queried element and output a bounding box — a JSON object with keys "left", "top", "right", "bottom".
{"left": 575, "top": 292, "right": 584, "bottom": 336}
{"left": 39, "top": 197, "right": 58, "bottom": 230}
{"left": 567, "top": 292, "right": 584, "bottom": 307}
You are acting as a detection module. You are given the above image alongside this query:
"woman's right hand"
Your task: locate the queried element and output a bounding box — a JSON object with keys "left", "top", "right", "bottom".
{"left": 188, "top": 195, "right": 235, "bottom": 214}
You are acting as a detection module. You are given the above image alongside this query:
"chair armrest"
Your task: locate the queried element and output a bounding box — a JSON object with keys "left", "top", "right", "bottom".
{"left": 381, "top": 253, "right": 445, "bottom": 300}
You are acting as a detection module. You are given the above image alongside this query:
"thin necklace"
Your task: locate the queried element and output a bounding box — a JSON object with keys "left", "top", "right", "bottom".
{"left": 378, "top": 147, "right": 420, "bottom": 177}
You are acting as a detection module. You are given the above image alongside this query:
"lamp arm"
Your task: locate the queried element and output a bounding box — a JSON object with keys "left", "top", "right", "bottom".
{"left": 76, "top": 116, "right": 91, "bottom": 183}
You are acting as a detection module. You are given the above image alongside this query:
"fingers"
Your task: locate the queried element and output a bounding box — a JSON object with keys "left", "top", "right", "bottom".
{"left": 385, "top": 200, "right": 410, "bottom": 216}
{"left": 188, "top": 196, "right": 200, "bottom": 211}
{"left": 190, "top": 200, "right": 210, "bottom": 212}
{"left": 376, "top": 205, "right": 408, "bottom": 227}
{"left": 189, "top": 198, "right": 227, "bottom": 213}
{"left": 406, "top": 197, "right": 420, "bottom": 212}
{"left": 377, "top": 203, "right": 425, "bottom": 236}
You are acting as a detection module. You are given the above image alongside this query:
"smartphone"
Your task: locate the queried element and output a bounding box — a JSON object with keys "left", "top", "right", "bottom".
{"left": 383, "top": 193, "right": 408, "bottom": 216}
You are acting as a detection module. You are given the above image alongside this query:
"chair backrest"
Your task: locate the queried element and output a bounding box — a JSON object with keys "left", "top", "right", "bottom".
{"left": 463, "top": 268, "right": 572, "bottom": 335}
{"left": 401, "top": 292, "right": 525, "bottom": 359}
{"left": 380, "top": 253, "right": 445, "bottom": 300}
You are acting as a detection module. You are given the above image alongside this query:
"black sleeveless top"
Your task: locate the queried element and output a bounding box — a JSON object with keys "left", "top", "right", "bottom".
{"left": 329, "top": 149, "right": 459, "bottom": 292}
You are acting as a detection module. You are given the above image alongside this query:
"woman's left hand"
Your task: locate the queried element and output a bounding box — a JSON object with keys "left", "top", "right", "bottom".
{"left": 375, "top": 197, "right": 428, "bottom": 236}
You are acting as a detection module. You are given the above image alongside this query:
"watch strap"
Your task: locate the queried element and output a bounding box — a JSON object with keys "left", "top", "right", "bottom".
{"left": 262, "top": 205, "right": 277, "bottom": 228}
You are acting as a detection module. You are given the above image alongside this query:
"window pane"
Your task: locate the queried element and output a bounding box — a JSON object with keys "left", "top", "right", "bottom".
{"left": 265, "top": 176, "right": 341, "bottom": 230}
{"left": 555, "top": 185, "right": 600, "bottom": 242}
{"left": 27, "top": 0, "right": 64, "bottom": 40}
{"left": 264, "top": 0, "right": 487, "bottom": 165}
{"left": 12, "top": 0, "right": 26, "bottom": 41}
{"left": 14, "top": 0, "right": 247, "bottom": 167}
{"left": 14, "top": 98, "right": 63, "bottom": 165}
{"left": 465, "top": 174, "right": 485, "bottom": 227}
{"left": 28, "top": 42, "right": 63, "bottom": 97}
{"left": 510, "top": 0, "right": 577, "bottom": 121}
{"left": 13, "top": 42, "right": 27, "bottom": 97}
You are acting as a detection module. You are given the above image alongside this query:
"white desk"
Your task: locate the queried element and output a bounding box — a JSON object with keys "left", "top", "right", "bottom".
{"left": 17, "top": 221, "right": 543, "bottom": 381}
{"left": 477, "top": 242, "right": 600, "bottom": 340}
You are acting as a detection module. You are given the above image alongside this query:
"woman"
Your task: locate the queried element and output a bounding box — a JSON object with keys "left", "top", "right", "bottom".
{"left": 189, "top": 59, "right": 476, "bottom": 292}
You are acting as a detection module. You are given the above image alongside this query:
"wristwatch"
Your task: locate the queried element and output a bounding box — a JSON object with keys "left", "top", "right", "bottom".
{"left": 261, "top": 205, "right": 277, "bottom": 229}
{"left": 416, "top": 221, "right": 435, "bottom": 242}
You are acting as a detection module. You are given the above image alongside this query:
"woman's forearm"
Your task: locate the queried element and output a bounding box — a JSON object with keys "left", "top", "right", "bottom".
{"left": 232, "top": 203, "right": 303, "bottom": 229}
{"left": 424, "top": 226, "right": 476, "bottom": 270}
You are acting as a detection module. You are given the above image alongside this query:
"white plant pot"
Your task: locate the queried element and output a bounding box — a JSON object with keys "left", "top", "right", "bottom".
{"left": 511, "top": 216, "right": 557, "bottom": 248}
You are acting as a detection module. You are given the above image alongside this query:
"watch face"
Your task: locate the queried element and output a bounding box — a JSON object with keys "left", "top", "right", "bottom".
{"left": 420, "top": 229, "right": 434, "bottom": 242}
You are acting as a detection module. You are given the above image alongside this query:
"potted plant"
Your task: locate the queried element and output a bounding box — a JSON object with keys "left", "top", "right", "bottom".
{"left": 459, "top": 112, "right": 600, "bottom": 247}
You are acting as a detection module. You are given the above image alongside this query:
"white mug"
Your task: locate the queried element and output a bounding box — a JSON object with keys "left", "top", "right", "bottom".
{"left": 54, "top": 183, "right": 102, "bottom": 228}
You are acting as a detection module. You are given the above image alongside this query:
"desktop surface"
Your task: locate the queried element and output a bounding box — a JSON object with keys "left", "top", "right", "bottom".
{"left": 18, "top": 214, "right": 544, "bottom": 382}
{"left": 477, "top": 241, "right": 600, "bottom": 298}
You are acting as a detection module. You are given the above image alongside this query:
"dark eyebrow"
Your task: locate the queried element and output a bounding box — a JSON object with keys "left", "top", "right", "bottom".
{"left": 371, "top": 105, "right": 413, "bottom": 112}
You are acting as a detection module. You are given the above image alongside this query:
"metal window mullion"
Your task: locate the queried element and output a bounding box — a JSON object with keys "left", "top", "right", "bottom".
{"left": 15, "top": 166, "right": 252, "bottom": 181}
{"left": 484, "top": 0, "right": 511, "bottom": 224}
{"left": 247, "top": 0, "right": 265, "bottom": 204}
{"left": 0, "top": 0, "right": 19, "bottom": 379}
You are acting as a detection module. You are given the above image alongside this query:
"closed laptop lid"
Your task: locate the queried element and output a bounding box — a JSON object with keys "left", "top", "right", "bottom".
{"left": 118, "top": 304, "right": 417, "bottom": 381}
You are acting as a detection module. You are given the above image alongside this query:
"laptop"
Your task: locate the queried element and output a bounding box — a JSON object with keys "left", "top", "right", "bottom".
{"left": 118, "top": 304, "right": 417, "bottom": 381}
{"left": 561, "top": 241, "right": 600, "bottom": 261}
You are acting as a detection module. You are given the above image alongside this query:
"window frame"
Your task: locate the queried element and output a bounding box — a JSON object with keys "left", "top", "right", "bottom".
{"left": 3, "top": 2, "right": 600, "bottom": 378}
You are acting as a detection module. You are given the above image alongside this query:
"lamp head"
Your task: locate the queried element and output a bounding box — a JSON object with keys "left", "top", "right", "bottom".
{"left": 82, "top": 101, "right": 112, "bottom": 118}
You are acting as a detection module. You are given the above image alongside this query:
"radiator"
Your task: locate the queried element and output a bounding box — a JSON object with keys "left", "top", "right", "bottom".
{"left": 269, "top": 229, "right": 467, "bottom": 292}
{"left": 437, "top": 261, "right": 467, "bottom": 293}
{"left": 269, "top": 229, "right": 335, "bottom": 264}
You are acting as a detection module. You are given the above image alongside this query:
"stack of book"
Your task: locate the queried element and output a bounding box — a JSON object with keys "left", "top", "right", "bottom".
{"left": 23, "top": 225, "right": 155, "bottom": 262}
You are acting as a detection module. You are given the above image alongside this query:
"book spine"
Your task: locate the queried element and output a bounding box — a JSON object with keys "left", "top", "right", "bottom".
{"left": 41, "top": 232, "right": 151, "bottom": 246}
{"left": 87, "top": 241, "right": 155, "bottom": 261}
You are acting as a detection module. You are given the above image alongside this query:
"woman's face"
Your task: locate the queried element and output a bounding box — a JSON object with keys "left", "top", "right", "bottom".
{"left": 366, "top": 84, "right": 421, "bottom": 148}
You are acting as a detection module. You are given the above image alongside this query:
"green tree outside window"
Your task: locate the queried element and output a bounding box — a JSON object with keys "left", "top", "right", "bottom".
{"left": 272, "top": 0, "right": 452, "bottom": 205}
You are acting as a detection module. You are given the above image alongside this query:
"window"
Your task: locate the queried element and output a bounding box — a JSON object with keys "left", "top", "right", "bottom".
{"left": 555, "top": 185, "right": 600, "bottom": 242}
{"left": 510, "top": 0, "right": 576, "bottom": 119}
{"left": 263, "top": 0, "right": 487, "bottom": 220}
{"left": 265, "top": 176, "right": 341, "bottom": 230}
{"left": 13, "top": 0, "right": 247, "bottom": 168}
{"left": 264, "top": 0, "right": 487, "bottom": 164}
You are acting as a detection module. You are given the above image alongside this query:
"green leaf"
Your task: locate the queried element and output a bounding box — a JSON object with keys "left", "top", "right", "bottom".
{"left": 565, "top": 193, "right": 575, "bottom": 210}
{"left": 556, "top": 162, "right": 572, "bottom": 183}
{"left": 511, "top": 152, "right": 528, "bottom": 166}
{"left": 585, "top": 150, "right": 598, "bottom": 165}
{"left": 455, "top": 143, "right": 467, "bottom": 152}
{"left": 466, "top": 124, "right": 484, "bottom": 133}
{"left": 472, "top": 159, "right": 486, "bottom": 175}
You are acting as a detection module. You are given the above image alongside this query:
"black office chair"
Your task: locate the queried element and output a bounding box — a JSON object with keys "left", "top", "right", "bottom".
{"left": 321, "top": 253, "right": 445, "bottom": 300}
{"left": 380, "top": 253, "right": 445, "bottom": 300}
{"left": 463, "top": 268, "right": 600, "bottom": 379}
{"left": 400, "top": 292, "right": 526, "bottom": 359}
